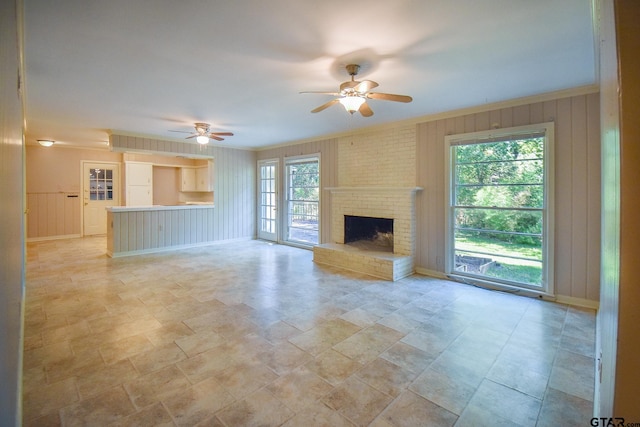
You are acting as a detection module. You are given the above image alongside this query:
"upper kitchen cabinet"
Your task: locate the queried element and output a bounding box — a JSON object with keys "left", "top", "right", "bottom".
{"left": 181, "top": 161, "right": 213, "bottom": 192}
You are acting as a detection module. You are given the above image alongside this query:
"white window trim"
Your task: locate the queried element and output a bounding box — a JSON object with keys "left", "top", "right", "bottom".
{"left": 444, "top": 123, "right": 555, "bottom": 296}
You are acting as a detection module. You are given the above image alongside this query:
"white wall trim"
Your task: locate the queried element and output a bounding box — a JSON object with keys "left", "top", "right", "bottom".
{"left": 107, "top": 236, "right": 253, "bottom": 258}
{"left": 555, "top": 295, "right": 600, "bottom": 310}
{"left": 27, "top": 234, "right": 82, "bottom": 242}
{"left": 257, "top": 84, "right": 599, "bottom": 151}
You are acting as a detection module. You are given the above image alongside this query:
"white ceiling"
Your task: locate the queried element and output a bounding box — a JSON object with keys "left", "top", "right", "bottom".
{"left": 23, "top": 0, "right": 597, "bottom": 150}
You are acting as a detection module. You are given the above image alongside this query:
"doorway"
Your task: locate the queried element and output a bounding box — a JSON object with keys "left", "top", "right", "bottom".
{"left": 82, "top": 161, "right": 120, "bottom": 236}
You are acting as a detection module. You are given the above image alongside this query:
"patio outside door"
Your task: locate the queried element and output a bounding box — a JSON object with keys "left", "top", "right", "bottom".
{"left": 258, "top": 159, "right": 278, "bottom": 241}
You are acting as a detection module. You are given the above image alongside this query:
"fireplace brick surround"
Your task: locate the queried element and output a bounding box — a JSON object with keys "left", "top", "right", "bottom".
{"left": 312, "top": 124, "right": 419, "bottom": 281}
{"left": 313, "top": 187, "right": 421, "bottom": 280}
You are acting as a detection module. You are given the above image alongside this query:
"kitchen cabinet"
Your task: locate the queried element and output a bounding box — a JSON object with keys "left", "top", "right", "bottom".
{"left": 125, "top": 162, "right": 153, "bottom": 206}
{"left": 181, "top": 164, "right": 212, "bottom": 192}
{"left": 181, "top": 167, "right": 197, "bottom": 192}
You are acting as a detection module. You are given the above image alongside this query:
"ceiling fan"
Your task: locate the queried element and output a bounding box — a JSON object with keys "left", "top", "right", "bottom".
{"left": 300, "top": 64, "right": 413, "bottom": 117}
{"left": 171, "top": 122, "right": 234, "bottom": 144}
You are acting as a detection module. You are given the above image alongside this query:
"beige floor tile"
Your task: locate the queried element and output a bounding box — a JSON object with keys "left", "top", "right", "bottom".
{"left": 380, "top": 390, "right": 458, "bottom": 427}
{"left": 214, "top": 360, "right": 279, "bottom": 399}
{"left": 23, "top": 237, "right": 595, "bottom": 425}
{"left": 333, "top": 324, "right": 405, "bottom": 364}
{"left": 162, "top": 376, "right": 235, "bottom": 426}
{"left": 23, "top": 377, "right": 79, "bottom": 421}
{"left": 145, "top": 321, "right": 196, "bottom": 346}
{"left": 356, "top": 357, "right": 417, "bottom": 398}
{"left": 59, "top": 386, "right": 136, "bottom": 427}
{"left": 266, "top": 365, "right": 333, "bottom": 412}
{"left": 305, "top": 349, "right": 363, "bottom": 386}
{"left": 107, "top": 402, "right": 175, "bottom": 427}
{"left": 99, "top": 334, "right": 155, "bottom": 365}
{"left": 409, "top": 368, "right": 477, "bottom": 415}
{"left": 76, "top": 359, "right": 139, "bottom": 399}
{"left": 216, "top": 388, "right": 294, "bottom": 427}
{"left": 124, "top": 364, "right": 191, "bottom": 409}
{"left": 323, "top": 377, "right": 394, "bottom": 426}
{"left": 282, "top": 400, "right": 355, "bottom": 427}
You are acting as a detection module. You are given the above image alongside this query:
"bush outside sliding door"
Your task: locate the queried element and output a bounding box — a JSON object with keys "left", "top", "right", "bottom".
{"left": 445, "top": 123, "right": 554, "bottom": 294}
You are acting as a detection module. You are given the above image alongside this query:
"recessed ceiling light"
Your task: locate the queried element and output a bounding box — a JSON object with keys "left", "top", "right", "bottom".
{"left": 37, "top": 140, "right": 55, "bottom": 147}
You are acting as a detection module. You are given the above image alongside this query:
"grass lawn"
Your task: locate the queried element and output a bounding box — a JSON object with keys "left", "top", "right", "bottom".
{"left": 455, "top": 233, "right": 542, "bottom": 285}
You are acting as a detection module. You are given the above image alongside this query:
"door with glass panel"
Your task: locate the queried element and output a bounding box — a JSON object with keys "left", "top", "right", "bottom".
{"left": 258, "top": 159, "right": 278, "bottom": 241}
{"left": 285, "top": 156, "right": 319, "bottom": 246}
{"left": 82, "top": 162, "right": 120, "bottom": 236}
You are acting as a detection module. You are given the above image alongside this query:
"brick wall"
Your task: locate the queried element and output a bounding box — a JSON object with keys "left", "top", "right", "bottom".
{"left": 331, "top": 124, "right": 419, "bottom": 256}
{"left": 337, "top": 124, "right": 416, "bottom": 187}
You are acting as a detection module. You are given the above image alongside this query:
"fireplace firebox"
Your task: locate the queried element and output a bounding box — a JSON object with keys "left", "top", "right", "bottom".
{"left": 344, "top": 215, "right": 394, "bottom": 252}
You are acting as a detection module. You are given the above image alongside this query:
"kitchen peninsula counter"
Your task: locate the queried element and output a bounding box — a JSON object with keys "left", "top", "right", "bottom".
{"left": 106, "top": 204, "right": 216, "bottom": 257}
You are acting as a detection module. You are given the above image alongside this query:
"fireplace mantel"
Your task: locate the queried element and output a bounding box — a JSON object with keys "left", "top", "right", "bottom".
{"left": 325, "top": 187, "right": 423, "bottom": 194}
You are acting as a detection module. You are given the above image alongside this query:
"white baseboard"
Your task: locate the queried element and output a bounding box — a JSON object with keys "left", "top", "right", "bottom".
{"left": 26, "top": 234, "right": 82, "bottom": 242}
{"left": 415, "top": 267, "right": 599, "bottom": 310}
{"left": 108, "top": 237, "right": 253, "bottom": 258}
{"left": 555, "top": 295, "right": 600, "bottom": 310}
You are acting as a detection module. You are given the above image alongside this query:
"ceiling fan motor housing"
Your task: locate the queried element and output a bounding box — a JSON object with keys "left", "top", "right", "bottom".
{"left": 194, "top": 122, "right": 210, "bottom": 134}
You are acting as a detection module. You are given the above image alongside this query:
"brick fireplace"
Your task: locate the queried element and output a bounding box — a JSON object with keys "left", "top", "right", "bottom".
{"left": 313, "top": 187, "right": 421, "bottom": 281}
{"left": 312, "top": 124, "right": 419, "bottom": 280}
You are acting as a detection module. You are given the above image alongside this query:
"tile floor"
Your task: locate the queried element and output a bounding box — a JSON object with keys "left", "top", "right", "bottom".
{"left": 23, "top": 237, "right": 596, "bottom": 426}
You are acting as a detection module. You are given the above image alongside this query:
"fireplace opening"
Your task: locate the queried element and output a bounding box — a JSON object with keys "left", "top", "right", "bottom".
{"left": 344, "top": 215, "right": 394, "bottom": 252}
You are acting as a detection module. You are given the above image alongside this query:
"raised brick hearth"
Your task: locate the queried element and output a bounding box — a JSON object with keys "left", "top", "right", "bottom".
{"left": 313, "top": 187, "right": 421, "bottom": 281}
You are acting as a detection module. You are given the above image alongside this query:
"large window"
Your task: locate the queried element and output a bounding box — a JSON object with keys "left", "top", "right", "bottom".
{"left": 285, "top": 156, "right": 319, "bottom": 246}
{"left": 445, "top": 124, "right": 554, "bottom": 294}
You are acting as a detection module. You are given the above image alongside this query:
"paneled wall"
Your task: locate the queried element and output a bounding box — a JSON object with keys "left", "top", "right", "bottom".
{"left": 26, "top": 140, "right": 256, "bottom": 242}
{"left": 1, "top": 0, "right": 24, "bottom": 423}
{"left": 259, "top": 93, "right": 600, "bottom": 303}
{"left": 26, "top": 193, "right": 81, "bottom": 238}
{"left": 26, "top": 146, "right": 121, "bottom": 239}
{"left": 416, "top": 92, "right": 601, "bottom": 302}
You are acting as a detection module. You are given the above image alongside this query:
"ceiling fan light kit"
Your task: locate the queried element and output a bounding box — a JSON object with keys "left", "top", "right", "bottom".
{"left": 173, "top": 122, "right": 234, "bottom": 144}
{"left": 301, "top": 64, "right": 412, "bottom": 117}
{"left": 339, "top": 95, "right": 366, "bottom": 114}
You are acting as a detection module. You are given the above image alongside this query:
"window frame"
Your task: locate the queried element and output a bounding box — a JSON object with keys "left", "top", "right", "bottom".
{"left": 444, "top": 123, "right": 555, "bottom": 295}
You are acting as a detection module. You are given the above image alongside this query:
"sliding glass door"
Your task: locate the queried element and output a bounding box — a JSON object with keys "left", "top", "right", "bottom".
{"left": 284, "top": 156, "right": 319, "bottom": 246}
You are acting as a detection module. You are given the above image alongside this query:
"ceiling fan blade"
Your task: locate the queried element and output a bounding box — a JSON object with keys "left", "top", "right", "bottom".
{"left": 210, "top": 132, "right": 234, "bottom": 136}
{"left": 185, "top": 135, "right": 198, "bottom": 139}
{"left": 311, "top": 99, "right": 339, "bottom": 113}
{"left": 300, "top": 91, "right": 341, "bottom": 96}
{"left": 353, "top": 80, "right": 379, "bottom": 93}
{"left": 168, "top": 130, "right": 192, "bottom": 134}
{"left": 209, "top": 135, "right": 224, "bottom": 141}
{"left": 359, "top": 102, "right": 374, "bottom": 117}
{"left": 366, "top": 92, "right": 413, "bottom": 103}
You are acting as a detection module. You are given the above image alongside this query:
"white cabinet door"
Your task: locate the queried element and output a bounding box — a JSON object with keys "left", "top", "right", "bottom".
{"left": 196, "top": 166, "right": 211, "bottom": 191}
{"left": 127, "top": 185, "right": 152, "bottom": 206}
{"left": 126, "top": 162, "right": 152, "bottom": 186}
{"left": 181, "top": 167, "right": 197, "bottom": 191}
{"left": 125, "top": 162, "right": 153, "bottom": 206}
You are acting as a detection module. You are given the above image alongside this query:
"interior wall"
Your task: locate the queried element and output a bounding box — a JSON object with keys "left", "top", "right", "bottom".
{"left": 0, "top": 0, "right": 25, "bottom": 423}
{"left": 25, "top": 145, "right": 121, "bottom": 239}
{"left": 152, "top": 166, "right": 180, "bottom": 206}
{"left": 416, "top": 92, "right": 601, "bottom": 303}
